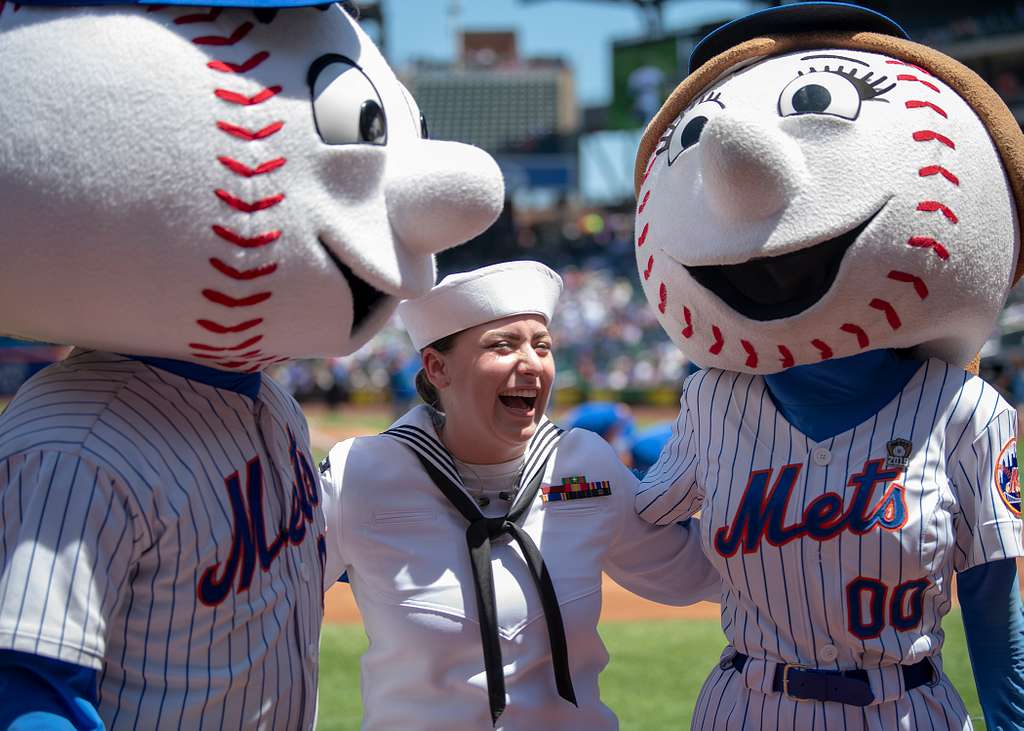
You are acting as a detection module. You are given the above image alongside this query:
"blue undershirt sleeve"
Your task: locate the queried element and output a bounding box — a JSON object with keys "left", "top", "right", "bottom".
{"left": 958, "top": 558, "right": 1024, "bottom": 730}
{"left": 0, "top": 650, "right": 103, "bottom": 730}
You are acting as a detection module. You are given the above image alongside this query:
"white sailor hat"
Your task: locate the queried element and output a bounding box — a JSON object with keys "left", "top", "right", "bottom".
{"left": 397, "top": 261, "right": 563, "bottom": 351}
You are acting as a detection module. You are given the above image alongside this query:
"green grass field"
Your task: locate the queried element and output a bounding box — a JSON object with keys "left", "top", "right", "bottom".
{"left": 316, "top": 612, "right": 982, "bottom": 730}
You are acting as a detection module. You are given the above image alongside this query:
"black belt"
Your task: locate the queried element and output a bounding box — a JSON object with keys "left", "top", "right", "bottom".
{"left": 729, "top": 652, "right": 935, "bottom": 707}
{"left": 411, "top": 452, "right": 577, "bottom": 725}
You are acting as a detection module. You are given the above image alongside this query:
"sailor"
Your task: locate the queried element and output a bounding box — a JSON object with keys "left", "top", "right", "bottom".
{"left": 320, "top": 260, "right": 719, "bottom": 730}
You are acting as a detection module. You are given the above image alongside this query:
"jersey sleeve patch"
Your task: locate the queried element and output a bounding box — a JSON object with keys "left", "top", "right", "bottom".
{"left": 994, "top": 437, "right": 1021, "bottom": 518}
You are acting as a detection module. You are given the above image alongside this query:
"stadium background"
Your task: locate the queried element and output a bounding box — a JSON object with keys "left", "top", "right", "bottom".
{"left": 3, "top": 0, "right": 1023, "bottom": 727}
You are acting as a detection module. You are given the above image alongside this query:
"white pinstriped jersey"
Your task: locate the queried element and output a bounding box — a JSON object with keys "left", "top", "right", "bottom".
{"left": 637, "top": 359, "right": 1024, "bottom": 730}
{"left": 0, "top": 349, "right": 326, "bottom": 730}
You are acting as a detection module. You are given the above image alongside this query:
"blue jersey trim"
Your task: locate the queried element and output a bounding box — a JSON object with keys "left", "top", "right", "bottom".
{"left": 127, "top": 355, "right": 262, "bottom": 400}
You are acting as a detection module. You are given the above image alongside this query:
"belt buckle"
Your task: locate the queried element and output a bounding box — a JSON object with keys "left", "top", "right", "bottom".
{"left": 782, "top": 663, "right": 811, "bottom": 702}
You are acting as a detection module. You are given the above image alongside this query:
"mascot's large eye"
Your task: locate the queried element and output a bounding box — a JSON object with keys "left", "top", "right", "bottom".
{"left": 778, "top": 71, "right": 862, "bottom": 120}
{"left": 308, "top": 54, "right": 388, "bottom": 145}
{"left": 660, "top": 92, "right": 724, "bottom": 165}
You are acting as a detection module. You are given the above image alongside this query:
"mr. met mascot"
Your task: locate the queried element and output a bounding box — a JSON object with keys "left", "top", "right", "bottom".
{"left": 0, "top": 1, "right": 502, "bottom": 728}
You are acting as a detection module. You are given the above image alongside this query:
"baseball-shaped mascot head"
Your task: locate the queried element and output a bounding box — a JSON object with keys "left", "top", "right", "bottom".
{"left": 634, "top": 2, "right": 1024, "bottom": 374}
{"left": 0, "top": 1, "right": 503, "bottom": 370}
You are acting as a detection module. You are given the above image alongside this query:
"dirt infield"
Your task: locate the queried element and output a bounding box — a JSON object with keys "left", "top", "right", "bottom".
{"left": 325, "top": 575, "right": 720, "bottom": 624}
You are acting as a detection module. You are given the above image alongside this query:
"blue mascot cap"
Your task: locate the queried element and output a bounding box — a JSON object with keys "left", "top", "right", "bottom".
{"left": 689, "top": 2, "right": 909, "bottom": 73}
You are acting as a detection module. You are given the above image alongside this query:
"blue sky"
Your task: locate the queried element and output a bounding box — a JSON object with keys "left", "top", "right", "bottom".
{"left": 383, "top": 0, "right": 759, "bottom": 106}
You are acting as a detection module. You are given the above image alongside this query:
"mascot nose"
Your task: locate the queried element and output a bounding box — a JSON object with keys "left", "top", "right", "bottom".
{"left": 699, "top": 113, "right": 805, "bottom": 221}
{"left": 387, "top": 140, "right": 505, "bottom": 256}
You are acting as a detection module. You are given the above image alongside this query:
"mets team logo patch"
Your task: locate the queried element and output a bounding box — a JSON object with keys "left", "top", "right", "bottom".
{"left": 541, "top": 475, "right": 612, "bottom": 502}
{"left": 994, "top": 437, "right": 1021, "bottom": 517}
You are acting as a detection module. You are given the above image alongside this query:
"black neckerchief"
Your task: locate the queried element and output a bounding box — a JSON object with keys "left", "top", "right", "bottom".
{"left": 383, "top": 418, "right": 576, "bottom": 725}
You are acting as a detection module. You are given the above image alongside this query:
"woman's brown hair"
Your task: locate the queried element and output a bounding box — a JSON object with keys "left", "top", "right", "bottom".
{"left": 414, "top": 332, "right": 459, "bottom": 412}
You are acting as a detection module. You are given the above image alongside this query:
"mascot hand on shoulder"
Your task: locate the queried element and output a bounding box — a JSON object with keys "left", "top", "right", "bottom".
{"left": 634, "top": 4, "right": 1024, "bottom": 730}
{"left": 0, "top": 2, "right": 502, "bottom": 728}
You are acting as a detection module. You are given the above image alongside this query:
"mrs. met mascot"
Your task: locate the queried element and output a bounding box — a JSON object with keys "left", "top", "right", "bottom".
{"left": 634, "top": 4, "right": 1024, "bottom": 729}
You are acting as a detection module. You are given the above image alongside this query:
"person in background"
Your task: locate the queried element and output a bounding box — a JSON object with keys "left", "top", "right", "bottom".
{"left": 562, "top": 401, "right": 636, "bottom": 467}
{"left": 319, "top": 261, "right": 719, "bottom": 731}
{"left": 629, "top": 421, "right": 675, "bottom": 479}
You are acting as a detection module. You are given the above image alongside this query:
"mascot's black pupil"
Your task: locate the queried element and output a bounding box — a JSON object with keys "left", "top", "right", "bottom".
{"left": 793, "top": 84, "right": 831, "bottom": 113}
{"left": 359, "top": 100, "right": 387, "bottom": 144}
{"left": 681, "top": 115, "right": 707, "bottom": 150}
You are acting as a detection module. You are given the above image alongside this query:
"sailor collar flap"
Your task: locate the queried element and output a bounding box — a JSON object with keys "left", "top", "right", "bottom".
{"left": 382, "top": 407, "right": 564, "bottom": 509}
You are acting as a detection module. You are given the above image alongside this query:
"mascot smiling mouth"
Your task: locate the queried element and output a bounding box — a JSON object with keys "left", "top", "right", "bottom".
{"left": 683, "top": 205, "right": 886, "bottom": 321}
{"left": 318, "top": 237, "right": 390, "bottom": 333}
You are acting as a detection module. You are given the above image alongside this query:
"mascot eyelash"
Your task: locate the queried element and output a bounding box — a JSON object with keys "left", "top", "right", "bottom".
{"left": 654, "top": 92, "right": 725, "bottom": 156}
{"left": 797, "top": 65, "right": 896, "bottom": 101}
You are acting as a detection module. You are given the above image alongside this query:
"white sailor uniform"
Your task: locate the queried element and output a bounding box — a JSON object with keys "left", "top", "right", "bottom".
{"left": 320, "top": 404, "right": 719, "bottom": 730}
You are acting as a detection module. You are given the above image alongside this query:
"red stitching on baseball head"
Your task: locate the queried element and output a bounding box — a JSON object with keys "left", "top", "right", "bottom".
{"left": 918, "top": 166, "right": 958, "bottom": 186}
{"left": 778, "top": 345, "right": 795, "bottom": 369}
{"left": 218, "top": 156, "right": 287, "bottom": 178}
{"left": 638, "top": 190, "right": 651, "bottom": 214}
{"left": 197, "top": 318, "right": 264, "bottom": 334}
{"left": 209, "top": 258, "right": 278, "bottom": 281}
{"left": 209, "top": 51, "right": 271, "bottom": 74}
{"left": 870, "top": 299, "right": 902, "bottom": 329}
{"left": 217, "top": 120, "right": 285, "bottom": 141}
{"left": 896, "top": 74, "right": 940, "bottom": 93}
{"left": 215, "top": 86, "right": 283, "bottom": 108}
{"left": 840, "top": 323, "right": 870, "bottom": 349}
{"left": 638, "top": 222, "right": 649, "bottom": 247}
{"left": 709, "top": 326, "right": 724, "bottom": 355}
{"left": 643, "top": 255, "right": 654, "bottom": 280}
{"left": 886, "top": 59, "right": 932, "bottom": 76}
{"left": 916, "top": 201, "right": 958, "bottom": 224}
{"left": 907, "top": 236, "right": 949, "bottom": 260}
{"left": 215, "top": 190, "right": 285, "bottom": 213}
{"left": 905, "top": 100, "right": 947, "bottom": 118}
{"left": 741, "top": 340, "right": 757, "bottom": 368}
{"left": 811, "top": 339, "right": 833, "bottom": 360}
{"left": 202, "top": 290, "right": 273, "bottom": 308}
{"left": 887, "top": 271, "right": 929, "bottom": 299}
{"left": 681, "top": 307, "right": 694, "bottom": 339}
{"left": 189, "top": 335, "right": 265, "bottom": 352}
{"left": 642, "top": 156, "right": 656, "bottom": 183}
{"left": 193, "top": 22, "right": 253, "bottom": 46}
{"left": 658, "top": 283, "right": 667, "bottom": 313}
{"left": 212, "top": 225, "right": 282, "bottom": 248}
{"left": 912, "top": 130, "right": 955, "bottom": 150}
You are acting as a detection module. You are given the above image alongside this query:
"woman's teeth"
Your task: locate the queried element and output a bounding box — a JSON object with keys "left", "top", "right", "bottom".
{"left": 498, "top": 389, "right": 538, "bottom": 410}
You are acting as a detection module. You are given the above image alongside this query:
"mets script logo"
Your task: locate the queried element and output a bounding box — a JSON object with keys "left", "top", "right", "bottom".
{"left": 995, "top": 437, "right": 1021, "bottom": 518}
{"left": 713, "top": 459, "right": 907, "bottom": 557}
{"left": 197, "top": 428, "right": 324, "bottom": 606}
